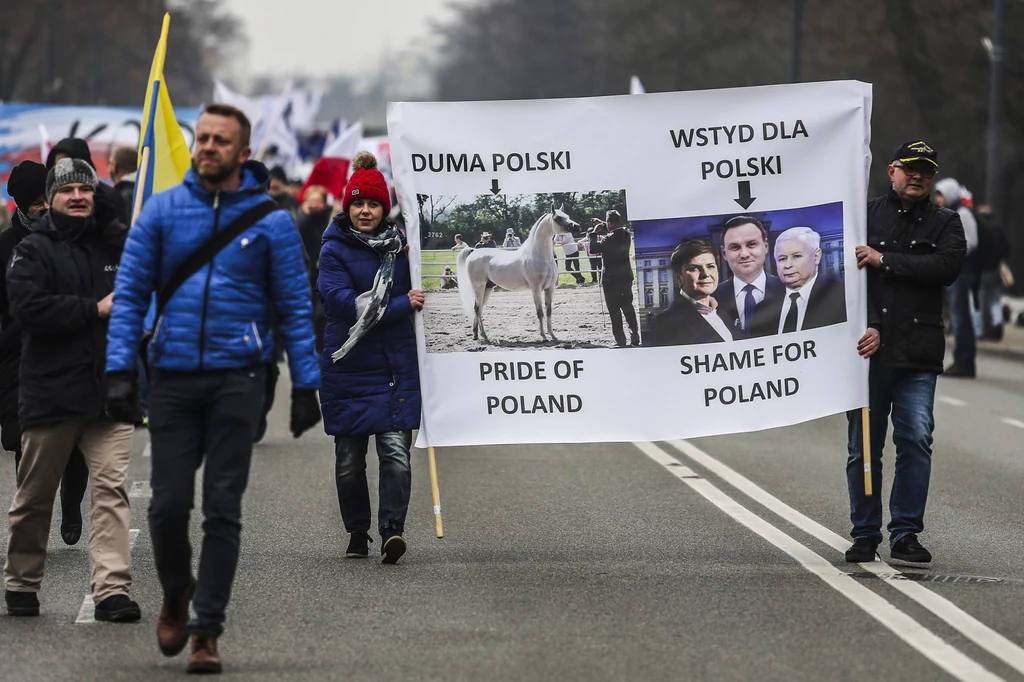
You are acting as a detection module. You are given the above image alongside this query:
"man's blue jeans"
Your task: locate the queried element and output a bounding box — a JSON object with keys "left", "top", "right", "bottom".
{"left": 948, "top": 257, "right": 980, "bottom": 370}
{"left": 846, "top": 362, "right": 937, "bottom": 546}
{"left": 334, "top": 431, "right": 412, "bottom": 535}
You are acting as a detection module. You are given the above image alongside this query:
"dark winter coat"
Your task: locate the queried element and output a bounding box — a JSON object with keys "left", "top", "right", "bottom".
{"left": 589, "top": 227, "right": 633, "bottom": 283}
{"left": 0, "top": 212, "right": 32, "bottom": 450}
{"left": 645, "top": 298, "right": 737, "bottom": 347}
{"left": 6, "top": 208, "right": 128, "bottom": 428}
{"left": 317, "top": 215, "right": 420, "bottom": 436}
{"left": 866, "top": 189, "right": 966, "bottom": 373}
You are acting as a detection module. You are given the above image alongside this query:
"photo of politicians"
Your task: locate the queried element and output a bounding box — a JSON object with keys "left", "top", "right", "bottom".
{"left": 632, "top": 203, "right": 847, "bottom": 347}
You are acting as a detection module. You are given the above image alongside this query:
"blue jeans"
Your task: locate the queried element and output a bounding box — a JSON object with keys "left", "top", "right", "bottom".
{"left": 846, "top": 363, "right": 937, "bottom": 546}
{"left": 334, "top": 431, "right": 412, "bottom": 535}
{"left": 948, "top": 258, "right": 980, "bottom": 369}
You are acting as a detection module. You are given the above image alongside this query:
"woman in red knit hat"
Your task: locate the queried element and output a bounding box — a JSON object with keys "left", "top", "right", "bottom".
{"left": 316, "top": 152, "right": 423, "bottom": 564}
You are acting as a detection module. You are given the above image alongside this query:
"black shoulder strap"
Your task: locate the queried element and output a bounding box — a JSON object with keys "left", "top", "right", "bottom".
{"left": 157, "top": 200, "right": 279, "bottom": 318}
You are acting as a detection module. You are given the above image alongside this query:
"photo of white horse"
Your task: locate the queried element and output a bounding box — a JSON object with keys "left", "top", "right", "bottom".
{"left": 457, "top": 205, "right": 579, "bottom": 343}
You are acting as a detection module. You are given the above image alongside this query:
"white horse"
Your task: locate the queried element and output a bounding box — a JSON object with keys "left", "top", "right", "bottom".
{"left": 457, "top": 205, "right": 580, "bottom": 343}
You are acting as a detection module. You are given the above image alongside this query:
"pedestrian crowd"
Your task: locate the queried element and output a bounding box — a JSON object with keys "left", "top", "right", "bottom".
{"left": 0, "top": 110, "right": 1003, "bottom": 676}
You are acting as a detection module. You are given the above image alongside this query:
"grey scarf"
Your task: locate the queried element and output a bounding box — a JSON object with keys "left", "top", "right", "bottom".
{"left": 331, "top": 223, "right": 404, "bottom": 362}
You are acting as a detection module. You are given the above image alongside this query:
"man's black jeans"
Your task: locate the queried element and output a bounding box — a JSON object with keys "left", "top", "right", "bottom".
{"left": 148, "top": 366, "right": 265, "bottom": 636}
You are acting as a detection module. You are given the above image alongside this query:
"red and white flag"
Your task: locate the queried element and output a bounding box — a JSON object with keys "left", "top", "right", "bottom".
{"left": 300, "top": 120, "right": 363, "bottom": 201}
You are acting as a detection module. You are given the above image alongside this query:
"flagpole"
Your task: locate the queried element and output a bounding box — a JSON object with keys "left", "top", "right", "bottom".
{"left": 131, "top": 147, "right": 151, "bottom": 226}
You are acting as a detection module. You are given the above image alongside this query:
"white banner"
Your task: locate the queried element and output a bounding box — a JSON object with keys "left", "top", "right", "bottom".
{"left": 388, "top": 81, "right": 873, "bottom": 447}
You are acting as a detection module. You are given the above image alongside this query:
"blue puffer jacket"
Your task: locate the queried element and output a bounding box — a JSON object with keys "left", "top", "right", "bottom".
{"left": 106, "top": 162, "right": 320, "bottom": 390}
{"left": 318, "top": 215, "right": 420, "bottom": 436}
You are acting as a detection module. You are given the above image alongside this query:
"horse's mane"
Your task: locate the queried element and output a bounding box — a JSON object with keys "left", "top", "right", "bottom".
{"left": 520, "top": 212, "right": 550, "bottom": 247}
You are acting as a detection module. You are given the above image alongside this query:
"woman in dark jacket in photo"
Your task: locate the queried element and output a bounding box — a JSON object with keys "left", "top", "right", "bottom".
{"left": 317, "top": 152, "right": 423, "bottom": 565}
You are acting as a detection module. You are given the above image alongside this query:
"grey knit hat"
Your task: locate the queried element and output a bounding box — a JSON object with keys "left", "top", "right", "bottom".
{"left": 45, "top": 157, "right": 99, "bottom": 205}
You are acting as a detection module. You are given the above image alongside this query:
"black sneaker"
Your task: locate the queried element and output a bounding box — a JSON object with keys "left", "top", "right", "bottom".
{"left": 844, "top": 538, "right": 879, "bottom": 563}
{"left": 346, "top": 531, "right": 372, "bottom": 558}
{"left": 381, "top": 531, "right": 407, "bottom": 565}
{"left": 890, "top": 534, "right": 932, "bottom": 563}
{"left": 943, "top": 362, "right": 976, "bottom": 378}
{"left": 5, "top": 590, "right": 39, "bottom": 617}
{"left": 94, "top": 594, "right": 142, "bottom": 622}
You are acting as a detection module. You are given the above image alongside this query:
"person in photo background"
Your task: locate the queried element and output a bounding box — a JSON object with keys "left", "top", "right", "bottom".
{"left": 475, "top": 231, "right": 496, "bottom": 249}
{"left": 749, "top": 226, "right": 846, "bottom": 336}
{"left": 714, "top": 215, "right": 785, "bottom": 334}
{"left": 502, "top": 227, "right": 521, "bottom": 249}
{"left": 646, "top": 238, "right": 735, "bottom": 346}
{"left": 451, "top": 234, "right": 467, "bottom": 252}
{"left": 554, "top": 230, "right": 585, "bottom": 284}
{"left": 317, "top": 152, "right": 422, "bottom": 565}
{"left": 441, "top": 266, "right": 458, "bottom": 289}
{"left": 588, "top": 210, "right": 639, "bottom": 347}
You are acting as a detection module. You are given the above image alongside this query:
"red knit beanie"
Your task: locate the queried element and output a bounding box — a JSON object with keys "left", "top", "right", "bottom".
{"left": 342, "top": 152, "right": 391, "bottom": 214}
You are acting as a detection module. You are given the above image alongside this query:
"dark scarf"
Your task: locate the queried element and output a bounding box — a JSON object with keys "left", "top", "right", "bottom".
{"left": 49, "top": 210, "right": 95, "bottom": 242}
{"left": 331, "top": 221, "right": 404, "bottom": 362}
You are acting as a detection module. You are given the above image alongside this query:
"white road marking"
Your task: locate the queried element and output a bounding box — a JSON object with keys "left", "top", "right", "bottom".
{"left": 142, "top": 443, "right": 151, "bottom": 458}
{"left": 634, "top": 441, "right": 1001, "bottom": 682}
{"left": 77, "top": 530, "right": 140, "bottom": 624}
{"left": 664, "top": 438, "right": 1024, "bottom": 677}
{"left": 129, "top": 481, "right": 151, "bottom": 499}
{"left": 1000, "top": 417, "right": 1024, "bottom": 430}
{"left": 938, "top": 396, "right": 967, "bottom": 407}
{"left": 75, "top": 595, "right": 95, "bottom": 624}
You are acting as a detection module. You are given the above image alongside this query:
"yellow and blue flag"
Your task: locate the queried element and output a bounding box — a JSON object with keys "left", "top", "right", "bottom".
{"left": 134, "top": 12, "right": 191, "bottom": 222}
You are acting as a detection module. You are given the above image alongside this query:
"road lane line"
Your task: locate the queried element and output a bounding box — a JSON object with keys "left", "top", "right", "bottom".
{"left": 129, "top": 528, "right": 139, "bottom": 550}
{"left": 75, "top": 595, "right": 95, "bottom": 624}
{"left": 129, "top": 481, "right": 151, "bottom": 499}
{"left": 938, "top": 396, "right": 967, "bottom": 407}
{"left": 634, "top": 441, "right": 1001, "bottom": 682}
{"left": 1000, "top": 418, "right": 1024, "bottom": 430}
{"left": 665, "top": 438, "right": 1024, "bottom": 677}
{"left": 142, "top": 443, "right": 151, "bottom": 458}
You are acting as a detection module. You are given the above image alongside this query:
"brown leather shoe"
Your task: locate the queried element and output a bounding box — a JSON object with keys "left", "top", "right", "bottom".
{"left": 187, "top": 634, "right": 222, "bottom": 674}
{"left": 157, "top": 582, "right": 194, "bottom": 657}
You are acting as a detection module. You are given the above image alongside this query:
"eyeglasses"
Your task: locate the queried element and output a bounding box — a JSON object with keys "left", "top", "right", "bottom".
{"left": 893, "top": 163, "right": 937, "bottom": 179}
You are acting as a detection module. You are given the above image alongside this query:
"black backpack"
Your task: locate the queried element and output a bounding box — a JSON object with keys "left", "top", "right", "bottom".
{"left": 975, "top": 212, "right": 1010, "bottom": 271}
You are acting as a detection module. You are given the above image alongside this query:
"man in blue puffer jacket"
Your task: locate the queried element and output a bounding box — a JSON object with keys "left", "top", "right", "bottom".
{"left": 104, "top": 104, "right": 321, "bottom": 674}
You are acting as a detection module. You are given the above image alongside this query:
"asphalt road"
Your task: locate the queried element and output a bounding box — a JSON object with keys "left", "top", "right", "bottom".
{"left": 2, "top": 349, "right": 1024, "bottom": 681}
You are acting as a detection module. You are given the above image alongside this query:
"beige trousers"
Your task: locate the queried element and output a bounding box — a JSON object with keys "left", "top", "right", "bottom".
{"left": 5, "top": 418, "right": 134, "bottom": 601}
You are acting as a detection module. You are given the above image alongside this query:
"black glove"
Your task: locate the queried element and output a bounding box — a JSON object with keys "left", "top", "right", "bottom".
{"left": 290, "top": 388, "right": 322, "bottom": 438}
{"left": 105, "top": 371, "right": 140, "bottom": 424}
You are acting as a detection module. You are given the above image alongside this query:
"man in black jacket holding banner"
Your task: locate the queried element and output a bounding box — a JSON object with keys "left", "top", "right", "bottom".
{"left": 845, "top": 141, "right": 965, "bottom": 565}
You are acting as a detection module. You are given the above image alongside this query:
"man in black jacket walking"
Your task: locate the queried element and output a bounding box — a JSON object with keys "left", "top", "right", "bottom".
{"left": 845, "top": 141, "right": 965, "bottom": 565}
{"left": 588, "top": 210, "right": 639, "bottom": 347}
{"left": 0, "top": 161, "right": 89, "bottom": 546}
{"left": 3, "top": 158, "right": 141, "bottom": 621}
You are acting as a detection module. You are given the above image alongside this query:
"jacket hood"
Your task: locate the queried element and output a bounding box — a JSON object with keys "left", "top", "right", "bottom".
{"left": 934, "top": 177, "right": 963, "bottom": 207}
{"left": 182, "top": 160, "right": 270, "bottom": 200}
{"left": 45, "top": 138, "right": 96, "bottom": 170}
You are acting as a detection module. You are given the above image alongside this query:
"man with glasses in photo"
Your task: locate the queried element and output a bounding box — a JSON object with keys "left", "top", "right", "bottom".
{"left": 844, "top": 140, "right": 965, "bottom": 565}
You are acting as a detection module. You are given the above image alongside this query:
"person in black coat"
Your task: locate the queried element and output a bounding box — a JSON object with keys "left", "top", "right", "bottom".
{"left": 646, "top": 238, "right": 736, "bottom": 346}
{"left": 4, "top": 158, "right": 140, "bottom": 621}
{"left": 588, "top": 210, "right": 639, "bottom": 347}
{"left": 0, "top": 161, "right": 89, "bottom": 547}
{"left": 748, "top": 226, "right": 847, "bottom": 336}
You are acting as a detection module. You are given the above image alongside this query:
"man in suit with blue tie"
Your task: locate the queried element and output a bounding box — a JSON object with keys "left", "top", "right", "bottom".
{"left": 713, "top": 216, "right": 785, "bottom": 335}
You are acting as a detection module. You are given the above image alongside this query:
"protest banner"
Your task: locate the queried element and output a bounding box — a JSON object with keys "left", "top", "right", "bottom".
{"left": 388, "top": 81, "right": 873, "bottom": 447}
{"left": 0, "top": 102, "right": 200, "bottom": 204}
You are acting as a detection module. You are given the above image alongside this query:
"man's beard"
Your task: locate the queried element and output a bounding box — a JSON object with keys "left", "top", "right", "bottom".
{"left": 192, "top": 157, "right": 239, "bottom": 184}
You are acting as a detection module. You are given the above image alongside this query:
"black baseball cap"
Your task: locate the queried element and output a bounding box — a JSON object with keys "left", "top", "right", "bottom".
{"left": 892, "top": 140, "right": 938, "bottom": 168}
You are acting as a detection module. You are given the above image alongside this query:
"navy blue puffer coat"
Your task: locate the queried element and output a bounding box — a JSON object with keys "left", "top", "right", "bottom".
{"left": 317, "top": 215, "right": 420, "bottom": 436}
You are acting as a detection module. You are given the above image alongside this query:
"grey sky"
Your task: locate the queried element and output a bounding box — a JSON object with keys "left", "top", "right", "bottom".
{"left": 222, "top": 0, "right": 461, "bottom": 79}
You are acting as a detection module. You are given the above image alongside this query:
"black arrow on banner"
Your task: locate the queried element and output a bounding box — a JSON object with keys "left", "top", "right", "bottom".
{"left": 490, "top": 179, "right": 501, "bottom": 195}
{"left": 734, "top": 180, "right": 756, "bottom": 209}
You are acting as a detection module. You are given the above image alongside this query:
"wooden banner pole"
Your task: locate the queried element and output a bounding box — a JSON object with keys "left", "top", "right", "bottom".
{"left": 427, "top": 446, "right": 444, "bottom": 538}
{"left": 861, "top": 406, "right": 873, "bottom": 497}
{"left": 130, "top": 146, "right": 151, "bottom": 226}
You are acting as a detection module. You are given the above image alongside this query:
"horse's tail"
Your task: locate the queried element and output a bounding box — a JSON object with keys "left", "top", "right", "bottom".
{"left": 457, "top": 247, "right": 477, "bottom": 319}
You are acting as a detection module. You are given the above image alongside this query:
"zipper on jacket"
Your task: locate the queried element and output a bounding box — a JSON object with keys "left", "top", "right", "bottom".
{"left": 197, "top": 191, "right": 222, "bottom": 370}
{"left": 250, "top": 321, "right": 264, "bottom": 353}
